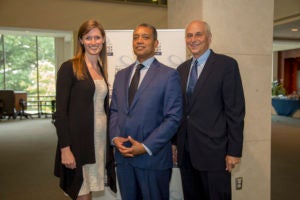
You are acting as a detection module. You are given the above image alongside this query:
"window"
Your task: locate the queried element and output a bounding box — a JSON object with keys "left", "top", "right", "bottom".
{"left": 0, "top": 34, "right": 55, "bottom": 114}
{"left": 0, "top": 34, "right": 4, "bottom": 88}
{"left": 0, "top": 29, "right": 73, "bottom": 116}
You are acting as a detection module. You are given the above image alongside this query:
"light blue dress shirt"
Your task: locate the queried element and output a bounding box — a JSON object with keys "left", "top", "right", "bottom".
{"left": 186, "top": 49, "right": 211, "bottom": 90}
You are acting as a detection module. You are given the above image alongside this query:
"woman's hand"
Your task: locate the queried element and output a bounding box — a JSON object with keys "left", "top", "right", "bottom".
{"left": 61, "top": 146, "right": 76, "bottom": 169}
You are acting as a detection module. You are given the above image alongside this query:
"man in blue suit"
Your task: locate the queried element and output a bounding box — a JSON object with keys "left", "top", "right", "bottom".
{"left": 109, "top": 23, "right": 182, "bottom": 200}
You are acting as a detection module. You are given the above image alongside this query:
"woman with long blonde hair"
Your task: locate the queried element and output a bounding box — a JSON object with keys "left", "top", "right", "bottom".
{"left": 54, "top": 19, "right": 116, "bottom": 200}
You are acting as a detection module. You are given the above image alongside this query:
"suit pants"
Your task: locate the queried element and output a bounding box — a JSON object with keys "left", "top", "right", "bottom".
{"left": 116, "top": 162, "right": 171, "bottom": 200}
{"left": 179, "top": 150, "right": 232, "bottom": 200}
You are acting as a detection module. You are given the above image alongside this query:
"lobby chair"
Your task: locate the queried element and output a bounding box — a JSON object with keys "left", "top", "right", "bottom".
{"left": 19, "top": 98, "right": 32, "bottom": 119}
{"left": 0, "top": 90, "right": 17, "bottom": 119}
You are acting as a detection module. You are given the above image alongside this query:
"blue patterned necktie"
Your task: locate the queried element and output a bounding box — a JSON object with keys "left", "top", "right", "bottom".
{"left": 186, "top": 60, "right": 198, "bottom": 102}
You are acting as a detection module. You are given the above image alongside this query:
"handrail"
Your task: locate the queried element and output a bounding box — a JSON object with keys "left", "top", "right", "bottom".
{"left": 26, "top": 95, "right": 56, "bottom": 118}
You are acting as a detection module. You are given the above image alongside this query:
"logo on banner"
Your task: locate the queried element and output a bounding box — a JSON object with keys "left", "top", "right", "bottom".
{"left": 155, "top": 42, "right": 162, "bottom": 56}
{"left": 106, "top": 37, "right": 113, "bottom": 56}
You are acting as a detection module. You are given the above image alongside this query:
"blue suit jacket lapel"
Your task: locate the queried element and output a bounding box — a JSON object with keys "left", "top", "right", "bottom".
{"left": 126, "top": 64, "right": 135, "bottom": 108}
{"left": 129, "top": 59, "right": 159, "bottom": 108}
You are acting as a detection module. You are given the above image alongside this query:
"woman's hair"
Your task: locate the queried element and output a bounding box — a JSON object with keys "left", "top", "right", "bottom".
{"left": 71, "top": 19, "right": 107, "bottom": 80}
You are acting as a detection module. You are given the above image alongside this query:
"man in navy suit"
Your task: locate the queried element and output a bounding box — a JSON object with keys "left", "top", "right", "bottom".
{"left": 109, "top": 23, "right": 182, "bottom": 200}
{"left": 174, "top": 20, "right": 245, "bottom": 200}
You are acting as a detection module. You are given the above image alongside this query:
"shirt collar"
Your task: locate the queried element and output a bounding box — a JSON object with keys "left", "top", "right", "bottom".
{"left": 135, "top": 57, "right": 155, "bottom": 69}
{"left": 193, "top": 49, "right": 211, "bottom": 64}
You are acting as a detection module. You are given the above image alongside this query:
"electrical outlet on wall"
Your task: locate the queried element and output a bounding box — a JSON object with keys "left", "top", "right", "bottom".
{"left": 235, "top": 177, "right": 243, "bottom": 190}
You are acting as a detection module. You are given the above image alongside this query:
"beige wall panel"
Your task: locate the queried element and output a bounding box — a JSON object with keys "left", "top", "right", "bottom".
{"left": 232, "top": 140, "right": 271, "bottom": 200}
{"left": 203, "top": 0, "right": 274, "bottom": 55}
{"left": 0, "top": 0, "right": 167, "bottom": 30}
{"left": 168, "top": 0, "right": 203, "bottom": 28}
{"left": 230, "top": 54, "right": 272, "bottom": 141}
{"left": 274, "top": 0, "right": 300, "bottom": 20}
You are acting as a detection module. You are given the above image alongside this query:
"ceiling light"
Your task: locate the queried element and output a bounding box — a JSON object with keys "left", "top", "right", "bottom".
{"left": 291, "top": 28, "right": 298, "bottom": 32}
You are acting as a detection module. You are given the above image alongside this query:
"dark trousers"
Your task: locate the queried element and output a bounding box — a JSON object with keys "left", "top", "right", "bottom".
{"left": 180, "top": 151, "right": 232, "bottom": 200}
{"left": 117, "top": 162, "right": 171, "bottom": 200}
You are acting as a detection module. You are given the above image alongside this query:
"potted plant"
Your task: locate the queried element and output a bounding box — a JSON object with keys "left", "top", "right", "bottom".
{"left": 272, "top": 81, "right": 286, "bottom": 96}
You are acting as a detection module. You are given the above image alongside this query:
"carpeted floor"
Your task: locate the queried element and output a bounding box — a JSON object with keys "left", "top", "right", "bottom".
{"left": 0, "top": 115, "right": 299, "bottom": 200}
{"left": 271, "top": 115, "right": 300, "bottom": 200}
{"left": 0, "top": 118, "right": 69, "bottom": 200}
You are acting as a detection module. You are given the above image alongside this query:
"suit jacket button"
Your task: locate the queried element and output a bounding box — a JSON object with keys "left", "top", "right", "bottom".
{"left": 187, "top": 115, "right": 190, "bottom": 119}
